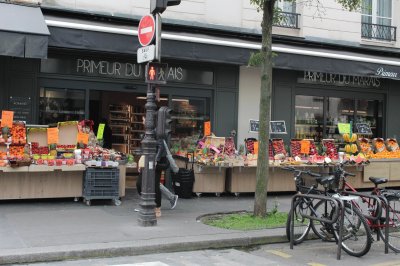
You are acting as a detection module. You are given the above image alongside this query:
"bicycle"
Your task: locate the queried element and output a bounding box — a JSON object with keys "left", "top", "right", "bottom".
{"left": 283, "top": 166, "right": 373, "bottom": 257}
{"left": 332, "top": 161, "right": 400, "bottom": 253}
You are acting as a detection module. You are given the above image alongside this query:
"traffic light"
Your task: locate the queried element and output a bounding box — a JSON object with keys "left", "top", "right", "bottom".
{"left": 150, "top": 0, "right": 181, "bottom": 14}
{"left": 145, "top": 62, "right": 168, "bottom": 84}
{"left": 156, "top": 106, "right": 173, "bottom": 140}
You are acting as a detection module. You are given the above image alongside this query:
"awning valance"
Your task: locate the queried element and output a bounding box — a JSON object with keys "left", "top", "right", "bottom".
{"left": 0, "top": 3, "right": 50, "bottom": 59}
{"left": 45, "top": 16, "right": 400, "bottom": 80}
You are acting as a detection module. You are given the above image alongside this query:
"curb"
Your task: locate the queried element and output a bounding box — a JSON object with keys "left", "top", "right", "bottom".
{"left": 0, "top": 234, "right": 289, "bottom": 265}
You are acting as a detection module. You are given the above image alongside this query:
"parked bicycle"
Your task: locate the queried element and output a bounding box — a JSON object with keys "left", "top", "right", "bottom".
{"left": 283, "top": 166, "right": 373, "bottom": 257}
{"left": 330, "top": 161, "right": 400, "bottom": 253}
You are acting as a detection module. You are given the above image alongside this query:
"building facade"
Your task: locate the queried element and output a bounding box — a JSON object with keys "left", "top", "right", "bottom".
{"left": 0, "top": 0, "right": 399, "bottom": 151}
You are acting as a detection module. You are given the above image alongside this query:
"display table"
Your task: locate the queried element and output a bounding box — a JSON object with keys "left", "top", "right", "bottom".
{"left": 0, "top": 164, "right": 86, "bottom": 200}
{"left": 192, "top": 165, "right": 226, "bottom": 196}
{"left": 226, "top": 162, "right": 400, "bottom": 195}
{"left": 0, "top": 164, "right": 127, "bottom": 200}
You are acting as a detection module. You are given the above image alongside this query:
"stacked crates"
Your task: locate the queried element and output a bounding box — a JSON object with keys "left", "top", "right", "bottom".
{"left": 83, "top": 167, "right": 121, "bottom": 206}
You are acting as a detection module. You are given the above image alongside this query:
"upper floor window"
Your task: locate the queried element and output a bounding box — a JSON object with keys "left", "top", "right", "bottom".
{"left": 274, "top": 0, "right": 299, "bottom": 29}
{"left": 361, "top": 0, "right": 396, "bottom": 41}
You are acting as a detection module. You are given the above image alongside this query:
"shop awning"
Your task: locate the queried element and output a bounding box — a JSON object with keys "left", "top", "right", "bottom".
{"left": 273, "top": 44, "right": 400, "bottom": 80}
{"left": 0, "top": 3, "right": 50, "bottom": 59}
{"left": 45, "top": 16, "right": 400, "bottom": 79}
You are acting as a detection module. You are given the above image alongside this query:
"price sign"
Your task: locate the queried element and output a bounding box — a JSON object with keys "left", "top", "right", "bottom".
{"left": 254, "top": 141, "right": 259, "bottom": 155}
{"left": 249, "top": 119, "right": 259, "bottom": 133}
{"left": 1, "top": 110, "right": 14, "bottom": 128}
{"left": 300, "top": 140, "right": 310, "bottom": 154}
{"left": 270, "top": 121, "right": 287, "bottom": 134}
{"left": 356, "top": 123, "right": 372, "bottom": 135}
{"left": 47, "top": 127, "right": 59, "bottom": 144}
{"left": 338, "top": 123, "right": 351, "bottom": 134}
{"left": 77, "top": 132, "right": 89, "bottom": 145}
{"left": 97, "top": 123, "right": 105, "bottom": 140}
{"left": 204, "top": 121, "right": 211, "bottom": 136}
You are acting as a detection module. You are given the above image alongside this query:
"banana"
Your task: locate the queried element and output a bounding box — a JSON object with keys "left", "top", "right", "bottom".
{"left": 351, "top": 144, "right": 358, "bottom": 153}
{"left": 343, "top": 133, "right": 350, "bottom": 142}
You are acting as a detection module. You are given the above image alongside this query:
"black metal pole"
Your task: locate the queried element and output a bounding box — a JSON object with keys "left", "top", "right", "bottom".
{"left": 138, "top": 83, "right": 157, "bottom": 226}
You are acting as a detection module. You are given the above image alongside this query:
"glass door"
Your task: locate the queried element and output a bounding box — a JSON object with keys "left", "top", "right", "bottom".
{"left": 295, "top": 95, "right": 324, "bottom": 141}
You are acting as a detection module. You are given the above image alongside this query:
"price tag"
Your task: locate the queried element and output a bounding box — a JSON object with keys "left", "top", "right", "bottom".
{"left": 97, "top": 123, "right": 105, "bottom": 140}
{"left": 47, "top": 127, "right": 59, "bottom": 144}
{"left": 338, "top": 123, "right": 351, "bottom": 134}
{"left": 300, "top": 140, "right": 310, "bottom": 154}
{"left": 77, "top": 132, "right": 89, "bottom": 145}
{"left": 1, "top": 110, "right": 14, "bottom": 128}
{"left": 254, "top": 141, "right": 259, "bottom": 155}
{"left": 204, "top": 121, "right": 211, "bottom": 136}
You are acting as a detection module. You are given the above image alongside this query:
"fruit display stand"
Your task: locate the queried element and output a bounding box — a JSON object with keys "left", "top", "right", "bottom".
{"left": 192, "top": 165, "right": 227, "bottom": 197}
{"left": 0, "top": 164, "right": 86, "bottom": 200}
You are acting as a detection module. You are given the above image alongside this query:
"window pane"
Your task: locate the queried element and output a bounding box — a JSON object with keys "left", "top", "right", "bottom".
{"left": 326, "top": 97, "right": 355, "bottom": 140}
{"left": 39, "top": 88, "right": 85, "bottom": 124}
{"left": 377, "top": 0, "right": 392, "bottom": 19}
{"left": 295, "top": 95, "right": 324, "bottom": 141}
{"left": 356, "top": 99, "right": 383, "bottom": 137}
{"left": 362, "top": 0, "right": 372, "bottom": 15}
{"left": 171, "top": 97, "right": 210, "bottom": 140}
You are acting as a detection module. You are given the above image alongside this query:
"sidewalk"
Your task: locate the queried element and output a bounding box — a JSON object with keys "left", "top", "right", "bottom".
{"left": 0, "top": 189, "right": 293, "bottom": 265}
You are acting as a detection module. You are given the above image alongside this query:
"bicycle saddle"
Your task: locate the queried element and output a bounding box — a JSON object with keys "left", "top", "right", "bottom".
{"left": 369, "top": 177, "right": 388, "bottom": 185}
{"left": 316, "top": 175, "right": 335, "bottom": 186}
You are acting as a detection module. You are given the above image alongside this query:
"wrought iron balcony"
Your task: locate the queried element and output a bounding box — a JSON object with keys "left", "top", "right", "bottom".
{"left": 273, "top": 11, "right": 300, "bottom": 29}
{"left": 361, "top": 22, "right": 397, "bottom": 42}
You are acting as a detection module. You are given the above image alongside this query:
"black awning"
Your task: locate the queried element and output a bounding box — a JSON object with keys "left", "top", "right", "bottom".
{"left": 273, "top": 45, "right": 400, "bottom": 80}
{"left": 47, "top": 26, "right": 252, "bottom": 65}
{"left": 0, "top": 3, "right": 50, "bottom": 59}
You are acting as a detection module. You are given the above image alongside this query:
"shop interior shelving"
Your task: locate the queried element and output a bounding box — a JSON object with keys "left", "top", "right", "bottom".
{"left": 109, "top": 104, "right": 132, "bottom": 154}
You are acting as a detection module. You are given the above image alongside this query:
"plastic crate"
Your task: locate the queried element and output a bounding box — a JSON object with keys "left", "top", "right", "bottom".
{"left": 83, "top": 168, "right": 121, "bottom": 206}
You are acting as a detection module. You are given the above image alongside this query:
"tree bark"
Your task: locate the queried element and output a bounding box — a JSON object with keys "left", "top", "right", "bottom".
{"left": 253, "top": 0, "right": 275, "bottom": 217}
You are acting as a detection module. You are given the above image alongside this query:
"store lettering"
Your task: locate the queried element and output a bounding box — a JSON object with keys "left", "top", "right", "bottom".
{"left": 376, "top": 67, "right": 398, "bottom": 78}
{"left": 303, "top": 71, "right": 380, "bottom": 88}
{"left": 76, "top": 59, "right": 183, "bottom": 81}
{"left": 77, "top": 59, "right": 141, "bottom": 78}
{"left": 167, "top": 67, "right": 183, "bottom": 81}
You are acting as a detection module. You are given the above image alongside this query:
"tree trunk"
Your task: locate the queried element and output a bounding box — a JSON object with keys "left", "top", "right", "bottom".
{"left": 253, "top": 0, "right": 274, "bottom": 217}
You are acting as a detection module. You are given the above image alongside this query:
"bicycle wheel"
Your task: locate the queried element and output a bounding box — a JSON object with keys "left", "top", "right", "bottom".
{"left": 377, "top": 196, "right": 400, "bottom": 253}
{"left": 333, "top": 202, "right": 373, "bottom": 257}
{"left": 286, "top": 198, "right": 312, "bottom": 245}
{"left": 310, "top": 199, "right": 336, "bottom": 242}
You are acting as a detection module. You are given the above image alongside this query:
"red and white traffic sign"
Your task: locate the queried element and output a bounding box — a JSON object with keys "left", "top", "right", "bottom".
{"left": 138, "top": 15, "right": 156, "bottom": 47}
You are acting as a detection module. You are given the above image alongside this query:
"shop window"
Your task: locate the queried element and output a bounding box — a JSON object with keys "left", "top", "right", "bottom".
{"left": 295, "top": 95, "right": 383, "bottom": 142}
{"left": 171, "top": 97, "right": 210, "bottom": 151}
{"left": 295, "top": 95, "right": 324, "bottom": 141}
{"left": 39, "top": 88, "right": 85, "bottom": 125}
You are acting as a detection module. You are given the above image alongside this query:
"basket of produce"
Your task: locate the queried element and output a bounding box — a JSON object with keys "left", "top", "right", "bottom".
{"left": 322, "top": 139, "right": 338, "bottom": 160}
{"left": 386, "top": 138, "right": 399, "bottom": 152}
{"left": 373, "top": 138, "right": 387, "bottom": 153}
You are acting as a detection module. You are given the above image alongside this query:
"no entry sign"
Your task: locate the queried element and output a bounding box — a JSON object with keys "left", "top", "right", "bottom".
{"left": 138, "top": 15, "right": 156, "bottom": 47}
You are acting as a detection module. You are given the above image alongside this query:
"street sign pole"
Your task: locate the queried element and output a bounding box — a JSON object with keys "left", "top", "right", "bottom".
{"left": 155, "top": 13, "right": 162, "bottom": 61}
{"left": 138, "top": 82, "right": 157, "bottom": 227}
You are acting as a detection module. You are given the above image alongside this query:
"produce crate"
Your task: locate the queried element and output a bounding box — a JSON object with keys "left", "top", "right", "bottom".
{"left": 83, "top": 167, "right": 121, "bottom": 206}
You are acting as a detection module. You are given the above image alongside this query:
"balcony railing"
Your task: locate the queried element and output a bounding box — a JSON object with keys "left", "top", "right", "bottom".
{"left": 273, "top": 11, "right": 300, "bottom": 29}
{"left": 361, "top": 22, "right": 397, "bottom": 42}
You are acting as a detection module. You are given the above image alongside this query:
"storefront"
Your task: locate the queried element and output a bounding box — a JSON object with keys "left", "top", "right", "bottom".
{"left": 37, "top": 51, "right": 239, "bottom": 154}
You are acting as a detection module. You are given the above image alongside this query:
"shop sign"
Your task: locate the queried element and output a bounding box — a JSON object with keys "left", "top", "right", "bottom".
{"left": 41, "top": 56, "right": 214, "bottom": 85}
{"left": 302, "top": 71, "right": 381, "bottom": 88}
{"left": 375, "top": 67, "right": 398, "bottom": 78}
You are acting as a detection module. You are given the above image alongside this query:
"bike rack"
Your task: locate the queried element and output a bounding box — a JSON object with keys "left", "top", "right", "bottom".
{"left": 290, "top": 194, "right": 345, "bottom": 260}
{"left": 377, "top": 195, "right": 390, "bottom": 254}
{"left": 341, "top": 190, "right": 389, "bottom": 254}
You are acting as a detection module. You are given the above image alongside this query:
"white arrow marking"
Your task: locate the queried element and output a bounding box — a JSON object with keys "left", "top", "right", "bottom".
{"left": 140, "top": 26, "right": 153, "bottom": 34}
